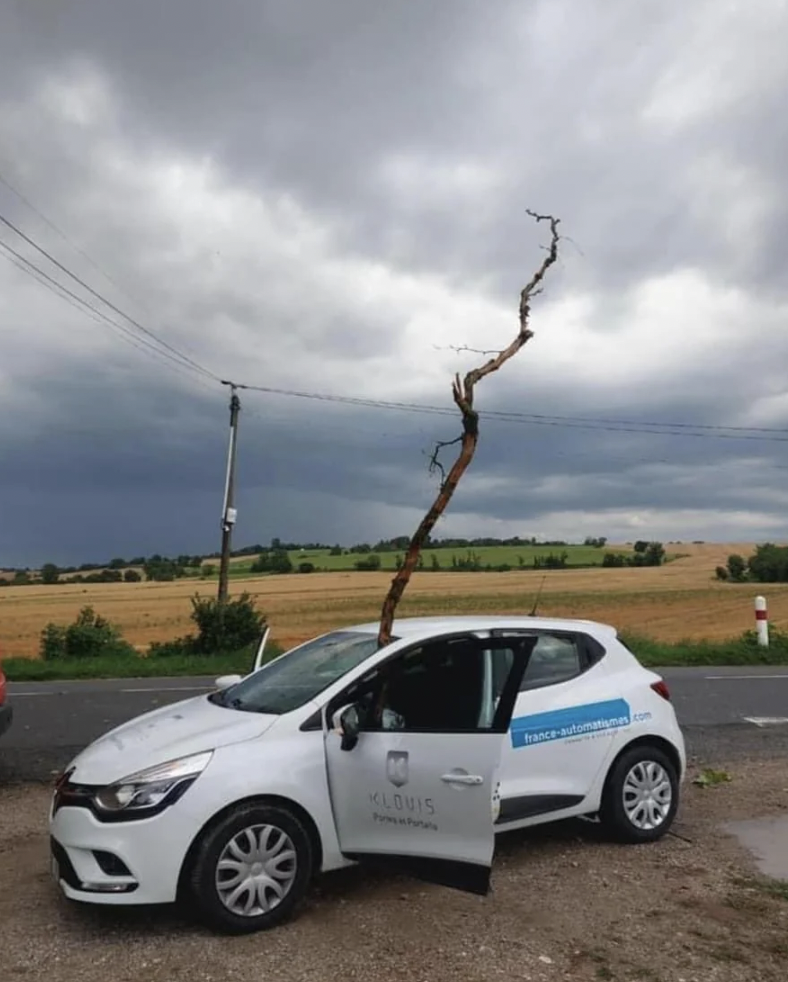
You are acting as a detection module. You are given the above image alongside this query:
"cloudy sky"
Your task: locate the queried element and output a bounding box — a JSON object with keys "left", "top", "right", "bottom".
{"left": 1, "top": 0, "right": 787, "bottom": 567}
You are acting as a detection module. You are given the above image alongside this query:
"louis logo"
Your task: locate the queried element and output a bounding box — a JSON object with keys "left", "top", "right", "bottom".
{"left": 386, "top": 750, "right": 409, "bottom": 787}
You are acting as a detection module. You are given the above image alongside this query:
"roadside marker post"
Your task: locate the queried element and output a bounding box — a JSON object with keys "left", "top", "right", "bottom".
{"left": 755, "top": 595, "right": 769, "bottom": 647}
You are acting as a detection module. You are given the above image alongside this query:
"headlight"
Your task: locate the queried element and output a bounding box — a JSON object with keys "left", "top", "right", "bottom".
{"left": 92, "top": 751, "right": 213, "bottom": 816}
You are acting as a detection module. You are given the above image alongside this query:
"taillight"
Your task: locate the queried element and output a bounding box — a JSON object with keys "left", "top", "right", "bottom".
{"left": 650, "top": 680, "right": 671, "bottom": 701}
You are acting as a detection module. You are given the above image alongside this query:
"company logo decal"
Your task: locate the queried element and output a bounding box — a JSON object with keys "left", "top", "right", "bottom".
{"left": 510, "top": 698, "right": 651, "bottom": 749}
{"left": 386, "top": 750, "right": 409, "bottom": 787}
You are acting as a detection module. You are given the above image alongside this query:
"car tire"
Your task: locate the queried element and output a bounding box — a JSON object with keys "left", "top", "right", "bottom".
{"left": 600, "top": 744, "right": 679, "bottom": 844}
{"left": 185, "top": 801, "right": 314, "bottom": 934}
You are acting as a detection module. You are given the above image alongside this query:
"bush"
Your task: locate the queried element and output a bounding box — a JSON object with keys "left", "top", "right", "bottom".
{"left": 715, "top": 565, "right": 729, "bottom": 581}
{"left": 40, "top": 606, "right": 136, "bottom": 661}
{"left": 747, "top": 543, "right": 788, "bottom": 583}
{"left": 354, "top": 554, "right": 381, "bottom": 571}
{"left": 123, "top": 569, "right": 142, "bottom": 582}
{"left": 726, "top": 554, "right": 747, "bottom": 582}
{"left": 150, "top": 592, "right": 266, "bottom": 657}
{"left": 251, "top": 549, "right": 293, "bottom": 574}
{"left": 297, "top": 562, "right": 315, "bottom": 573}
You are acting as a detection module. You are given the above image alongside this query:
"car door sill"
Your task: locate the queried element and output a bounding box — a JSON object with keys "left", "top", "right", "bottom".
{"left": 495, "top": 793, "right": 584, "bottom": 825}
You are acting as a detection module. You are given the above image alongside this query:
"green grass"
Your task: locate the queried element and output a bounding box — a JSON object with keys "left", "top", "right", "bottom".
{"left": 5, "top": 630, "right": 788, "bottom": 681}
{"left": 225, "top": 544, "right": 633, "bottom": 575}
{"left": 3, "top": 646, "right": 282, "bottom": 682}
{"left": 621, "top": 628, "right": 788, "bottom": 667}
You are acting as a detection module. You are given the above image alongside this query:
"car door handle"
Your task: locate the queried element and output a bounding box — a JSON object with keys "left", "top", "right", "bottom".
{"left": 440, "top": 773, "right": 484, "bottom": 785}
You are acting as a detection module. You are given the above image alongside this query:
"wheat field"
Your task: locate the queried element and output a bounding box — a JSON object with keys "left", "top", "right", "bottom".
{"left": 1, "top": 542, "right": 786, "bottom": 658}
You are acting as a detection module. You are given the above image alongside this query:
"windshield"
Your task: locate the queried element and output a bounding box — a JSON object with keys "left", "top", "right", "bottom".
{"left": 209, "top": 629, "right": 383, "bottom": 715}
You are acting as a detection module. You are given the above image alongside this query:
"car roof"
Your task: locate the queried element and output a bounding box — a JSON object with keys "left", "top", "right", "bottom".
{"left": 347, "top": 614, "right": 619, "bottom": 643}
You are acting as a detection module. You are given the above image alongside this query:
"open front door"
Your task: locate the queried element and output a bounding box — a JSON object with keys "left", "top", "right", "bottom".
{"left": 252, "top": 626, "right": 270, "bottom": 672}
{"left": 323, "top": 635, "right": 530, "bottom": 895}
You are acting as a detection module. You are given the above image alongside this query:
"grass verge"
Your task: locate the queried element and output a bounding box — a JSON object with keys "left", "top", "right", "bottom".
{"left": 4, "top": 630, "right": 788, "bottom": 681}
{"left": 622, "top": 628, "right": 788, "bottom": 667}
{"left": 3, "top": 647, "right": 281, "bottom": 682}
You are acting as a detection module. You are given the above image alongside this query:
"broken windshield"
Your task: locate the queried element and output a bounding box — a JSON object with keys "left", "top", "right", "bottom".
{"left": 209, "top": 629, "right": 384, "bottom": 715}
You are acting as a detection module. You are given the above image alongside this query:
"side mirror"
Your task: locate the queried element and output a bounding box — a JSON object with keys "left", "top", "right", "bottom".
{"left": 215, "top": 674, "right": 242, "bottom": 690}
{"left": 332, "top": 703, "right": 361, "bottom": 752}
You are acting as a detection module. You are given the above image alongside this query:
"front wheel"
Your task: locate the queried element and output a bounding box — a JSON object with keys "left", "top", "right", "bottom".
{"left": 185, "top": 802, "right": 314, "bottom": 934}
{"left": 600, "top": 745, "right": 679, "bottom": 843}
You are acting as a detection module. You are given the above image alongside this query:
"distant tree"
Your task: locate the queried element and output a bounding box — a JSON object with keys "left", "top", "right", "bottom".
{"left": 108, "top": 558, "right": 126, "bottom": 569}
{"left": 355, "top": 554, "right": 382, "bottom": 571}
{"left": 726, "top": 554, "right": 747, "bottom": 582}
{"left": 297, "top": 562, "right": 316, "bottom": 574}
{"left": 12, "top": 570, "right": 31, "bottom": 585}
{"left": 628, "top": 542, "right": 664, "bottom": 567}
{"left": 602, "top": 552, "right": 627, "bottom": 568}
{"left": 251, "top": 549, "right": 293, "bottom": 575}
{"left": 143, "top": 559, "right": 186, "bottom": 582}
{"left": 123, "top": 569, "right": 142, "bottom": 582}
{"left": 430, "top": 553, "right": 441, "bottom": 571}
{"left": 715, "top": 565, "right": 729, "bottom": 581}
{"left": 329, "top": 545, "right": 343, "bottom": 556}
{"left": 584, "top": 536, "right": 608, "bottom": 548}
{"left": 747, "top": 543, "right": 788, "bottom": 583}
{"left": 40, "top": 563, "right": 60, "bottom": 585}
{"left": 201, "top": 564, "right": 216, "bottom": 578}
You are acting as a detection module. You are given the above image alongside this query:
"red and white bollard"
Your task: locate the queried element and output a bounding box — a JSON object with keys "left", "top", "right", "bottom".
{"left": 755, "top": 595, "right": 769, "bottom": 647}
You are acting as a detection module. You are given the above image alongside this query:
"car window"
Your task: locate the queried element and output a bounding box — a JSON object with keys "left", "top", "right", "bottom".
{"left": 210, "top": 630, "right": 383, "bottom": 714}
{"left": 338, "top": 636, "right": 525, "bottom": 733}
{"left": 520, "top": 634, "right": 582, "bottom": 690}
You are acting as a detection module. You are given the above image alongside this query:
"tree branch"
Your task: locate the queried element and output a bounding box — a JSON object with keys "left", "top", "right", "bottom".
{"left": 376, "top": 210, "right": 562, "bottom": 647}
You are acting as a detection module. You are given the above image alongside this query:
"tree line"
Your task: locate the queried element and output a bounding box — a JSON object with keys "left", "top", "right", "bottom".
{"left": 715, "top": 544, "right": 788, "bottom": 584}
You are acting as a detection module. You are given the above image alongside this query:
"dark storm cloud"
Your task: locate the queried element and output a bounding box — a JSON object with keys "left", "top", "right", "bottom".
{"left": 1, "top": 0, "right": 787, "bottom": 565}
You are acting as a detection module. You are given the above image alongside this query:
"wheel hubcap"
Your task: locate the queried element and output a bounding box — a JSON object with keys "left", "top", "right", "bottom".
{"left": 215, "top": 824, "right": 297, "bottom": 917}
{"left": 622, "top": 760, "right": 673, "bottom": 830}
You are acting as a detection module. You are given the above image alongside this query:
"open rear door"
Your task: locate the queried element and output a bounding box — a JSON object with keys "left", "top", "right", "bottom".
{"left": 323, "top": 637, "right": 528, "bottom": 895}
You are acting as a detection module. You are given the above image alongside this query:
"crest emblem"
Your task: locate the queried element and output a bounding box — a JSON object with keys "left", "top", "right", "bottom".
{"left": 386, "top": 750, "right": 409, "bottom": 787}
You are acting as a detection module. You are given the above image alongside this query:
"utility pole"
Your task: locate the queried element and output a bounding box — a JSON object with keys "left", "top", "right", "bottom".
{"left": 218, "top": 382, "right": 241, "bottom": 602}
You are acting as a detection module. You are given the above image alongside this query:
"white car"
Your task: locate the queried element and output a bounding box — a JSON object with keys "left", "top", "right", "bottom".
{"left": 49, "top": 615, "right": 686, "bottom": 934}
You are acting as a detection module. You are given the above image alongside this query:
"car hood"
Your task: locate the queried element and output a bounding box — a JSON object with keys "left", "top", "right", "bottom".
{"left": 67, "top": 694, "right": 278, "bottom": 785}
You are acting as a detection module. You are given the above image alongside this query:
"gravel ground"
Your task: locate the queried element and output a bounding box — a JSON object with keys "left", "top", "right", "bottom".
{"left": 2, "top": 754, "right": 788, "bottom": 982}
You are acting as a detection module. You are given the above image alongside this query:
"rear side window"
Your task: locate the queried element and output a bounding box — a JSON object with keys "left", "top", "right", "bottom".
{"left": 520, "top": 634, "right": 583, "bottom": 691}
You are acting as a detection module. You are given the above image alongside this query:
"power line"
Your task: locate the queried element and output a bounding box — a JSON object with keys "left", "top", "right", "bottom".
{"left": 0, "top": 164, "right": 216, "bottom": 378}
{"left": 0, "top": 164, "right": 143, "bottom": 312}
{"left": 0, "top": 239, "right": 216, "bottom": 389}
{"left": 0, "top": 211, "right": 219, "bottom": 382}
{"left": 236, "top": 383, "right": 788, "bottom": 443}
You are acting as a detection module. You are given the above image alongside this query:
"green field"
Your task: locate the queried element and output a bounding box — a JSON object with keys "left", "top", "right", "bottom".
{"left": 227, "top": 543, "right": 632, "bottom": 575}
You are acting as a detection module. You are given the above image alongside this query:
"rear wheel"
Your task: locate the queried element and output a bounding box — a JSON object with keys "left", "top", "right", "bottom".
{"left": 600, "top": 745, "right": 679, "bottom": 843}
{"left": 185, "top": 802, "right": 314, "bottom": 934}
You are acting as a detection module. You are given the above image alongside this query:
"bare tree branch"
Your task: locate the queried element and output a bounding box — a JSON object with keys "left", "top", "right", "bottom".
{"left": 377, "top": 210, "right": 562, "bottom": 647}
{"left": 427, "top": 435, "right": 463, "bottom": 488}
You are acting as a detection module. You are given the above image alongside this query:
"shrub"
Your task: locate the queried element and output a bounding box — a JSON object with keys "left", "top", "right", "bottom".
{"left": 123, "top": 569, "right": 142, "bottom": 582}
{"left": 715, "top": 565, "right": 729, "bottom": 581}
{"left": 297, "top": 562, "right": 315, "bottom": 573}
{"left": 747, "top": 543, "right": 788, "bottom": 583}
{"left": 150, "top": 592, "right": 267, "bottom": 657}
{"left": 354, "top": 554, "right": 381, "bottom": 571}
{"left": 726, "top": 554, "right": 747, "bottom": 582}
{"left": 40, "top": 606, "right": 136, "bottom": 661}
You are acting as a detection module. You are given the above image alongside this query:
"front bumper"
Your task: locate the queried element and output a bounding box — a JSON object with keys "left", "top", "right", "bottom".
{"left": 49, "top": 798, "right": 196, "bottom": 906}
{"left": 0, "top": 702, "right": 12, "bottom": 738}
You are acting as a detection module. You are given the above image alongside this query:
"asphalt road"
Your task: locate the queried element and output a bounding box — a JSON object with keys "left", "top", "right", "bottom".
{"left": 2, "top": 666, "right": 788, "bottom": 782}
